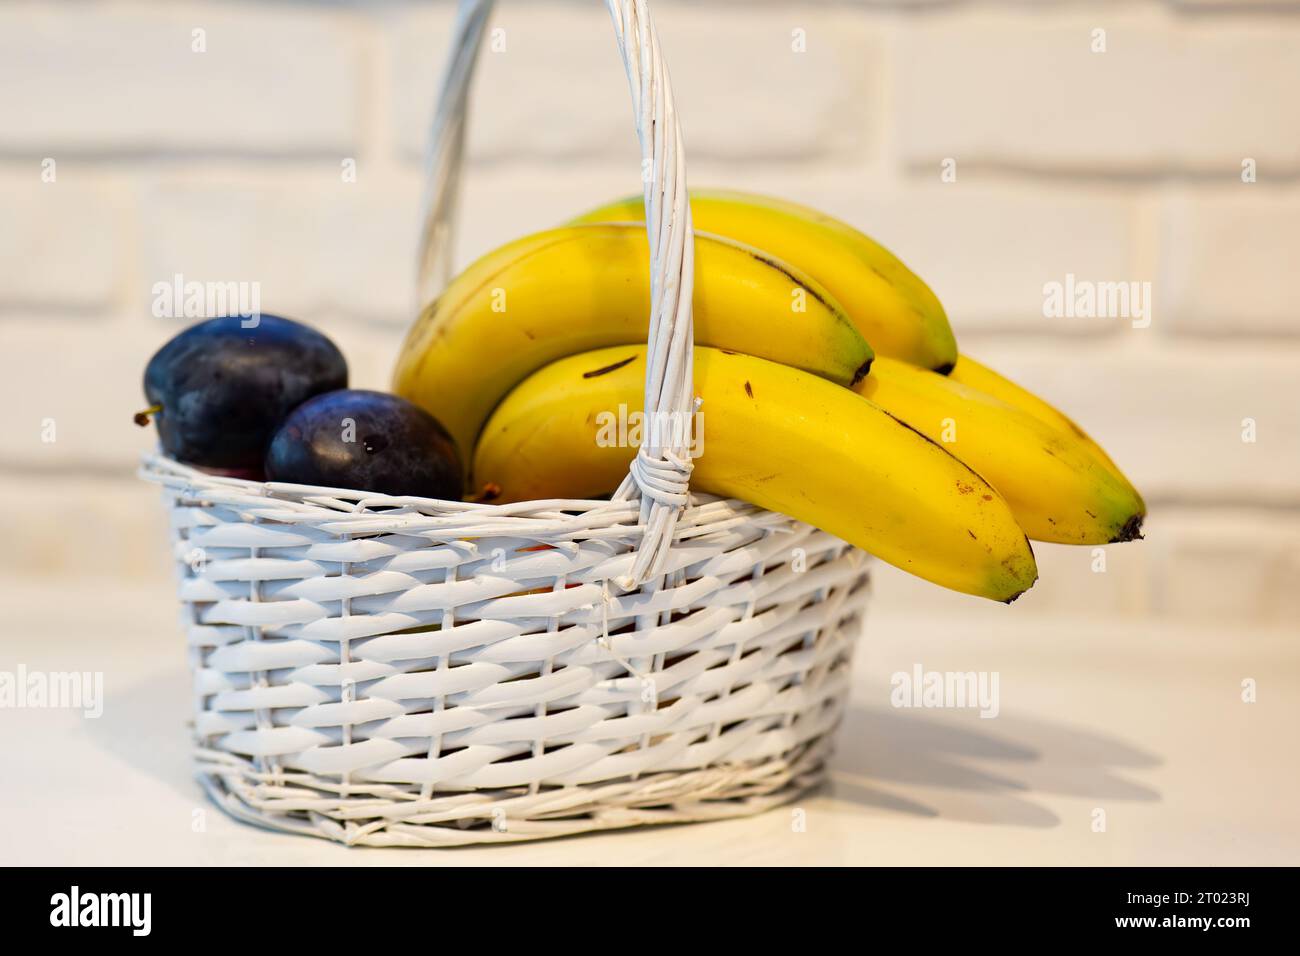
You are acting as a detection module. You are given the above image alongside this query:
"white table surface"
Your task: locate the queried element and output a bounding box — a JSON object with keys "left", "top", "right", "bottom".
{"left": 2, "top": 579, "right": 1296, "bottom": 866}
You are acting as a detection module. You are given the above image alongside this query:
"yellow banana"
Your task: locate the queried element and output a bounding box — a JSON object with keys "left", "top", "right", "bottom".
{"left": 948, "top": 354, "right": 1130, "bottom": 477}
{"left": 393, "top": 223, "right": 873, "bottom": 461}
{"left": 572, "top": 189, "right": 957, "bottom": 372}
{"left": 473, "top": 346, "right": 1038, "bottom": 603}
{"left": 854, "top": 357, "right": 1144, "bottom": 544}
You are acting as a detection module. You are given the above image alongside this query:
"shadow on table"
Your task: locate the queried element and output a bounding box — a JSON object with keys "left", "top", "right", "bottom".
{"left": 83, "top": 664, "right": 197, "bottom": 801}
{"left": 827, "top": 702, "right": 1162, "bottom": 828}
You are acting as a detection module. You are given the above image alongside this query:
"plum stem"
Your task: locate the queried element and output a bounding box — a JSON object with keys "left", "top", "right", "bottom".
{"left": 133, "top": 403, "right": 163, "bottom": 427}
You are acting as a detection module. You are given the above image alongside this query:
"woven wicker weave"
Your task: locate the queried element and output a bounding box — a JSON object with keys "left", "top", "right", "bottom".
{"left": 140, "top": 0, "right": 871, "bottom": 846}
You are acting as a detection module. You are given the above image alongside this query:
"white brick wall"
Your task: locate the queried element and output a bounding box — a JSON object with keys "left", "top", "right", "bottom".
{"left": 0, "top": 3, "right": 363, "bottom": 155}
{"left": 0, "top": 175, "right": 128, "bottom": 311}
{"left": 389, "top": 5, "right": 884, "bottom": 164}
{"left": 2, "top": 0, "right": 1297, "bottom": 628}
{"left": 1160, "top": 191, "right": 1300, "bottom": 335}
{"left": 137, "top": 169, "right": 424, "bottom": 325}
{"left": 895, "top": 8, "right": 1300, "bottom": 174}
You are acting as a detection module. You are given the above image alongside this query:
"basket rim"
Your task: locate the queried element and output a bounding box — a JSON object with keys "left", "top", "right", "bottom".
{"left": 138, "top": 451, "right": 794, "bottom": 545}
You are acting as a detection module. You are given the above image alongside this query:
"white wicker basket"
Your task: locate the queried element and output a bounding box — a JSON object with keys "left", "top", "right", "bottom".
{"left": 140, "top": 0, "right": 871, "bottom": 847}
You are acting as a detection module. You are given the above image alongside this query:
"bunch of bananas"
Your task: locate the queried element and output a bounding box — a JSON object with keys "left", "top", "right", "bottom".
{"left": 393, "top": 190, "right": 1144, "bottom": 603}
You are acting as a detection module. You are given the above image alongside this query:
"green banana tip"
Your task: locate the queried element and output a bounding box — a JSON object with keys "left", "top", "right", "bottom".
{"left": 994, "top": 540, "right": 1039, "bottom": 605}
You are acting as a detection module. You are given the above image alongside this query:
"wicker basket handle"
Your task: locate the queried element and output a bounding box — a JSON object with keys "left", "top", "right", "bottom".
{"left": 416, "top": 0, "right": 696, "bottom": 590}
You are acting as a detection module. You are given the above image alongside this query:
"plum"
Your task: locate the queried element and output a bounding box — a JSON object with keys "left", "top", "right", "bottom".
{"left": 264, "top": 390, "right": 463, "bottom": 500}
{"left": 138, "top": 315, "right": 347, "bottom": 472}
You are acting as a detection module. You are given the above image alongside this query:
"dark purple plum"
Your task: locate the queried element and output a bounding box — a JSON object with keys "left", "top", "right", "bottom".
{"left": 264, "top": 390, "right": 463, "bottom": 500}
{"left": 139, "top": 314, "right": 347, "bottom": 472}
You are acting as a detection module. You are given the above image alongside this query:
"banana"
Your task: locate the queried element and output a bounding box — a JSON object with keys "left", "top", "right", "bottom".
{"left": 854, "top": 357, "right": 1144, "bottom": 544}
{"left": 473, "top": 346, "right": 1038, "bottom": 603}
{"left": 393, "top": 223, "right": 873, "bottom": 463}
{"left": 572, "top": 189, "right": 958, "bottom": 372}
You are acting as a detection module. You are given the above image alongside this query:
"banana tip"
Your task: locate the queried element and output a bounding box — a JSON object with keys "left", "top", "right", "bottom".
{"left": 1111, "top": 514, "right": 1145, "bottom": 543}
{"left": 850, "top": 357, "right": 873, "bottom": 387}
{"left": 1002, "top": 574, "right": 1039, "bottom": 605}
